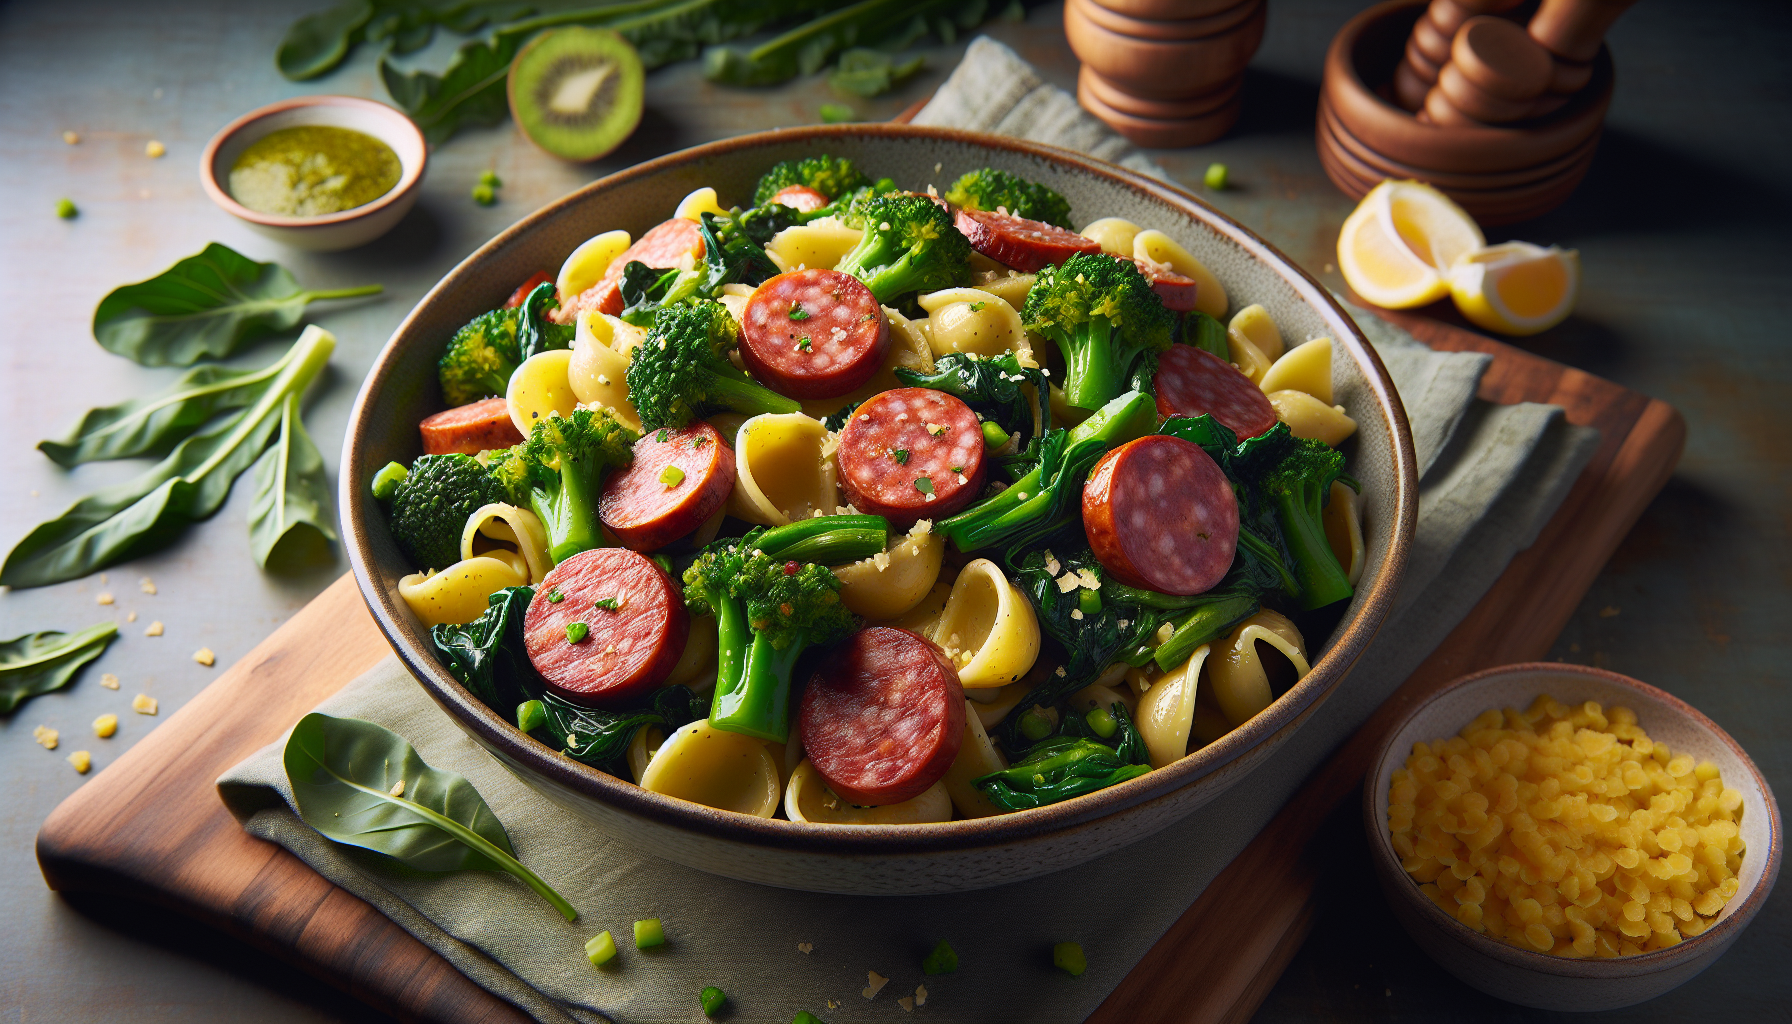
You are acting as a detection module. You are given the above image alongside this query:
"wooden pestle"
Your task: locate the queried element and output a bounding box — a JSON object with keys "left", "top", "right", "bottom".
{"left": 1423, "top": 15, "right": 1555, "bottom": 124}
{"left": 1530, "top": 0, "right": 1640, "bottom": 95}
{"left": 1394, "top": 0, "right": 1524, "bottom": 111}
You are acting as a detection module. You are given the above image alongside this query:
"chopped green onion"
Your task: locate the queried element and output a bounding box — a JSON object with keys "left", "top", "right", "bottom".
{"left": 914, "top": 477, "right": 934, "bottom": 494}
{"left": 660, "top": 465, "right": 686, "bottom": 488}
{"left": 652, "top": 554, "right": 674, "bottom": 575}
{"left": 1086, "top": 707, "right": 1117, "bottom": 739}
{"left": 969, "top": 301, "right": 986, "bottom": 312}
{"left": 700, "top": 986, "right": 726, "bottom": 1017}
{"left": 634, "top": 918, "right": 666, "bottom": 949}
{"left": 819, "top": 103, "right": 855, "bottom": 123}
{"left": 1018, "top": 706, "right": 1054, "bottom": 742}
{"left": 788, "top": 302, "right": 810, "bottom": 320}
{"left": 369, "top": 461, "right": 408, "bottom": 501}
{"left": 592, "top": 597, "right": 621, "bottom": 612}
{"left": 1053, "top": 941, "right": 1087, "bottom": 976}
{"left": 921, "top": 938, "right": 958, "bottom": 974}
{"left": 566, "top": 622, "right": 590, "bottom": 644}
{"left": 479, "top": 169, "right": 502, "bottom": 188}
{"left": 546, "top": 588, "right": 565, "bottom": 603}
{"left": 1203, "top": 163, "right": 1228, "bottom": 190}
{"left": 893, "top": 449, "right": 910, "bottom": 465}
{"left": 796, "top": 336, "right": 812, "bottom": 351}
{"left": 55, "top": 197, "right": 78, "bottom": 219}
{"left": 585, "top": 930, "right": 617, "bottom": 966}
{"left": 980, "top": 421, "right": 1010, "bottom": 448}
{"left": 1078, "top": 589, "right": 1102, "bottom": 615}
{"left": 472, "top": 182, "right": 496, "bottom": 206}
{"left": 516, "top": 699, "right": 547, "bottom": 734}
{"left": 656, "top": 428, "right": 670, "bottom": 443}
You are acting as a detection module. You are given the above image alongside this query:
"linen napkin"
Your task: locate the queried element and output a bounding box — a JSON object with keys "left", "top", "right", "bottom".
{"left": 219, "top": 39, "right": 1603, "bottom": 1024}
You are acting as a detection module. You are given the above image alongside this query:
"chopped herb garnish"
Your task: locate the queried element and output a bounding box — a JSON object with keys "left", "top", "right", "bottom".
{"left": 660, "top": 465, "right": 686, "bottom": 488}
{"left": 565, "top": 622, "right": 590, "bottom": 644}
{"left": 796, "top": 336, "right": 812, "bottom": 351}
{"left": 921, "top": 939, "right": 959, "bottom": 974}
{"left": 893, "top": 449, "right": 910, "bottom": 465}
{"left": 951, "top": 465, "right": 964, "bottom": 473}
{"left": 700, "top": 986, "right": 727, "bottom": 1017}
{"left": 592, "top": 597, "right": 622, "bottom": 612}
{"left": 969, "top": 301, "right": 987, "bottom": 312}
{"left": 914, "top": 477, "right": 935, "bottom": 494}
{"left": 656, "top": 428, "right": 670, "bottom": 443}
{"left": 634, "top": 918, "right": 666, "bottom": 949}
{"left": 546, "top": 588, "right": 565, "bottom": 603}
{"left": 788, "top": 301, "right": 810, "bottom": 321}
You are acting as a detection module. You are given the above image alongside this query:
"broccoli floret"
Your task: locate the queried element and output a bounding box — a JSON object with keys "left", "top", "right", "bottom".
{"left": 438, "top": 307, "right": 521, "bottom": 407}
{"left": 944, "top": 168, "right": 1073, "bottom": 229}
{"left": 386, "top": 453, "right": 506, "bottom": 571}
{"left": 833, "top": 193, "right": 972, "bottom": 304}
{"left": 1021, "top": 252, "right": 1175, "bottom": 413}
{"left": 684, "top": 516, "right": 888, "bottom": 743}
{"left": 1255, "top": 428, "right": 1353, "bottom": 610}
{"left": 753, "top": 155, "right": 872, "bottom": 207}
{"left": 508, "top": 408, "right": 638, "bottom": 563}
{"left": 893, "top": 351, "right": 1051, "bottom": 455}
{"left": 625, "top": 300, "right": 801, "bottom": 431}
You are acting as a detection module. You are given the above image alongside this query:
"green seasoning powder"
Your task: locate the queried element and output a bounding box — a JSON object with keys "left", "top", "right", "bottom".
{"left": 228, "top": 126, "right": 401, "bottom": 217}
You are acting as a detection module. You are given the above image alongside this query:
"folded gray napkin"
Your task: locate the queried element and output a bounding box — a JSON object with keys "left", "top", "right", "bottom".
{"left": 218, "top": 39, "right": 1602, "bottom": 1024}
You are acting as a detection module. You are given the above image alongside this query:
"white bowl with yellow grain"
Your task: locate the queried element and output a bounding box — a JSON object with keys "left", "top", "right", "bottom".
{"left": 1364, "top": 662, "right": 1781, "bottom": 1011}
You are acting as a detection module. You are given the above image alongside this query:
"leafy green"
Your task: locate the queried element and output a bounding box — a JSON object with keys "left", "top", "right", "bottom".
{"left": 37, "top": 361, "right": 284, "bottom": 468}
{"left": 248, "top": 392, "right": 339, "bottom": 568}
{"left": 0, "top": 622, "right": 118, "bottom": 714}
{"left": 514, "top": 281, "right": 577, "bottom": 361}
{"left": 93, "top": 243, "right": 379, "bottom": 367}
{"left": 1182, "top": 312, "right": 1228, "bottom": 361}
{"left": 277, "top": 0, "right": 539, "bottom": 81}
{"left": 704, "top": 0, "right": 986, "bottom": 86}
{"left": 432, "top": 586, "right": 537, "bottom": 710}
{"left": 2, "top": 327, "right": 335, "bottom": 589}
{"left": 828, "top": 47, "right": 924, "bottom": 97}
{"left": 528, "top": 685, "right": 700, "bottom": 766}
{"left": 284, "top": 712, "right": 576, "bottom": 920}
{"left": 893, "top": 351, "right": 1048, "bottom": 458}
{"left": 973, "top": 708, "right": 1151, "bottom": 810}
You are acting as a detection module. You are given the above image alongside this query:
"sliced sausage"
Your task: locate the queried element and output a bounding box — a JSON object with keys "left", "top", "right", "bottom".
{"left": 553, "top": 218, "right": 705, "bottom": 324}
{"left": 740, "top": 269, "right": 890, "bottom": 399}
{"left": 1112, "top": 253, "right": 1198, "bottom": 312}
{"left": 420, "top": 397, "right": 526, "bottom": 455}
{"left": 836, "top": 388, "right": 987, "bottom": 527}
{"left": 799, "top": 626, "right": 965, "bottom": 806}
{"left": 1154, "top": 344, "right": 1279, "bottom": 439}
{"left": 599, "top": 422, "right": 736, "bottom": 552}
{"left": 504, "top": 271, "right": 554, "bottom": 309}
{"left": 770, "top": 184, "right": 830, "bottom": 213}
{"left": 1082, "top": 435, "right": 1238, "bottom": 597}
{"left": 524, "top": 548, "right": 689, "bottom": 708}
{"left": 953, "top": 208, "right": 1102, "bottom": 273}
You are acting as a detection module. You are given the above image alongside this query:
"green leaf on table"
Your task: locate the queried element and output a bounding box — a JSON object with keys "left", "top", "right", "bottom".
{"left": 1, "top": 328, "right": 336, "bottom": 590}
{"left": 0, "top": 622, "right": 118, "bottom": 715}
{"left": 283, "top": 712, "right": 577, "bottom": 920}
{"left": 37, "top": 361, "right": 293, "bottom": 468}
{"left": 277, "top": 0, "right": 544, "bottom": 81}
{"left": 248, "top": 392, "right": 339, "bottom": 569}
{"left": 827, "top": 47, "right": 923, "bottom": 98}
{"left": 277, "top": 0, "right": 376, "bottom": 80}
{"left": 93, "top": 243, "right": 380, "bottom": 367}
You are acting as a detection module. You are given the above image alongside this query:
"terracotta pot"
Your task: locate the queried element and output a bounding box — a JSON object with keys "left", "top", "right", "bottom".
{"left": 1321, "top": 99, "right": 1599, "bottom": 190}
{"left": 1080, "top": 64, "right": 1243, "bottom": 119}
{"left": 1078, "top": 74, "right": 1244, "bottom": 147}
{"left": 1086, "top": 0, "right": 1243, "bottom": 20}
{"left": 1066, "top": 0, "right": 1266, "bottom": 99}
{"left": 1069, "top": 0, "right": 1260, "bottom": 41}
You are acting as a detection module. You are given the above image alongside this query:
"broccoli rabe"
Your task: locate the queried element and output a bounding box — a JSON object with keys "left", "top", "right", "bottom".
{"left": 974, "top": 704, "right": 1151, "bottom": 809}
{"left": 438, "top": 306, "right": 521, "bottom": 407}
{"left": 384, "top": 453, "right": 506, "bottom": 570}
{"left": 515, "top": 281, "right": 577, "bottom": 361}
{"left": 616, "top": 212, "right": 780, "bottom": 327}
{"left": 683, "top": 516, "right": 888, "bottom": 743}
{"left": 834, "top": 193, "right": 972, "bottom": 304}
{"left": 1246, "top": 425, "right": 1353, "bottom": 610}
{"left": 752, "top": 155, "right": 871, "bottom": 207}
{"left": 624, "top": 300, "right": 801, "bottom": 431}
{"left": 944, "top": 168, "right": 1073, "bottom": 229}
{"left": 488, "top": 407, "right": 637, "bottom": 563}
{"left": 1021, "top": 252, "right": 1175, "bottom": 413}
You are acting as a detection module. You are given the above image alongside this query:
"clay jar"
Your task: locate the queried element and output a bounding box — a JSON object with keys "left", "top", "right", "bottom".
{"left": 1065, "top": 0, "right": 1266, "bottom": 100}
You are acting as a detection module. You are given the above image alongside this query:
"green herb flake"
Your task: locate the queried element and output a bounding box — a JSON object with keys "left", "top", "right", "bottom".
{"left": 591, "top": 597, "right": 621, "bottom": 612}
{"left": 892, "top": 448, "right": 910, "bottom": 465}
{"left": 660, "top": 465, "right": 686, "bottom": 488}
{"left": 565, "top": 622, "right": 590, "bottom": 644}
{"left": 914, "top": 477, "right": 934, "bottom": 494}
{"left": 795, "top": 336, "right": 812, "bottom": 351}
{"left": 968, "top": 301, "right": 986, "bottom": 312}
{"left": 921, "top": 938, "right": 959, "bottom": 975}
{"left": 788, "top": 301, "right": 810, "bottom": 321}
{"left": 546, "top": 588, "right": 565, "bottom": 603}
{"left": 634, "top": 918, "right": 666, "bottom": 949}
{"left": 55, "top": 198, "right": 77, "bottom": 219}
{"left": 585, "top": 930, "right": 617, "bottom": 967}
{"left": 951, "top": 465, "right": 964, "bottom": 474}
{"left": 656, "top": 429, "right": 670, "bottom": 443}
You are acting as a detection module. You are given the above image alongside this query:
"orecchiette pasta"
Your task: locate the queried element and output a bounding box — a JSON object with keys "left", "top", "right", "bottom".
{"left": 1227, "top": 304, "right": 1285, "bottom": 362}
{"left": 460, "top": 503, "right": 552, "bottom": 583}
{"left": 674, "top": 185, "right": 728, "bottom": 222}
{"left": 507, "top": 350, "right": 579, "bottom": 436}
{"left": 784, "top": 760, "right": 953, "bottom": 824}
{"left": 717, "top": 281, "right": 755, "bottom": 327}
{"left": 1259, "top": 336, "right": 1333, "bottom": 403}
{"left": 1080, "top": 217, "right": 1141, "bottom": 257}
{"left": 726, "top": 412, "right": 840, "bottom": 525}
{"left": 1209, "top": 610, "right": 1309, "bottom": 727}
{"left": 970, "top": 269, "right": 1036, "bottom": 311}
{"left": 970, "top": 677, "right": 1034, "bottom": 730}
{"left": 627, "top": 725, "right": 664, "bottom": 783}
{"left": 930, "top": 558, "right": 1041, "bottom": 690}
{"left": 1133, "top": 229, "right": 1228, "bottom": 318}
{"left": 881, "top": 576, "right": 954, "bottom": 637}
{"left": 557, "top": 229, "right": 631, "bottom": 302}
{"left": 570, "top": 310, "right": 646, "bottom": 431}
{"left": 1068, "top": 680, "right": 1138, "bottom": 720}
{"left": 917, "top": 287, "right": 1031, "bottom": 361}
{"left": 1137, "top": 645, "right": 1211, "bottom": 768}
{"left": 764, "top": 219, "right": 862, "bottom": 274}
{"left": 833, "top": 520, "right": 945, "bottom": 620}
{"left": 1324, "top": 479, "right": 1365, "bottom": 587}
{"left": 666, "top": 615, "right": 719, "bottom": 693}
{"left": 398, "top": 554, "right": 530, "bottom": 626}
{"left": 638, "top": 719, "right": 781, "bottom": 818}
{"left": 1226, "top": 326, "right": 1275, "bottom": 385}
{"left": 939, "top": 706, "right": 1009, "bottom": 819}
{"left": 1268, "top": 390, "right": 1358, "bottom": 445}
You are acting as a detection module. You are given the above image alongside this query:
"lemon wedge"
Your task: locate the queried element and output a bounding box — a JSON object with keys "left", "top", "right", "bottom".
{"left": 1449, "top": 242, "right": 1580, "bottom": 336}
{"left": 1338, "top": 180, "right": 1484, "bottom": 309}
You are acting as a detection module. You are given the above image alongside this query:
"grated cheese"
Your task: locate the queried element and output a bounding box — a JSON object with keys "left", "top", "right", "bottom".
{"left": 1071, "top": 609, "right": 1084, "bottom": 620}
{"left": 863, "top": 971, "right": 890, "bottom": 999}
{"left": 798, "top": 942, "right": 814, "bottom": 954}
{"left": 1056, "top": 573, "right": 1080, "bottom": 594}
{"left": 915, "top": 984, "right": 928, "bottom": 1007}
{"left": 1076, "top": 568, "right": 1101, "bottom": 590}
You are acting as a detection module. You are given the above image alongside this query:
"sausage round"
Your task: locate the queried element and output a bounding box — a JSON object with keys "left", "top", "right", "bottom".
{"left": 799, "top": 626, "right": 965, "bottom": 806}
{"left": 953, "top": 208, "right": 1102, "bottom": 273}
{"left": 770, "top": 184, "right": 830, "bottom": 213}
{"left": 599, "top": 422, "right": 736, "bottom": 551}
{"left": 420, "top": 397, "right": 526, "bottom": 455}
{"left": 836, "top": 388, "right": 987, "bottom": 526}
{"left": 740, "top": 269, "right": 891, "bottom": 399}
{"left": 524, "top": 548, "right": 689, "bottom": 708}
{"left": 1082, "top": 435, "right": 1238, "bottom": 596}
{"left": 553, "top": 218, "right": 705, "bottom": 324}
{"left": 1154, "top": 344, "right": 1279, "bottom": 439}
{"left": 504, "top": 271, "right": 554, "bottom": 309}
{"left": 1115, "top": 254, "right": 1199, "bottom": 312}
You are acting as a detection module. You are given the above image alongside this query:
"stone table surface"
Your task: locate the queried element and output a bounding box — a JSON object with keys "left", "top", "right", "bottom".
{"left": 1, "top": 0, "right": 1786, "bottom": 1021}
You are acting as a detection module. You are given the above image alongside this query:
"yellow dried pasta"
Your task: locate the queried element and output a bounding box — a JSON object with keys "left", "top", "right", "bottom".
{"left": 1389, "top": 695, "right": 1746, "bottom": 958}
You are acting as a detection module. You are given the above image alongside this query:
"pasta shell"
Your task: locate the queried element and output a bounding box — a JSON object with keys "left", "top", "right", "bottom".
{"left": 939, "top": 706, "right": 1009, "bottom": 819}
{"left": 970, "top": 270, "right": 1036, "bottom": 311}
{"left": 1139, "top": 645, "right": 1211, "bottom": 769}
{"left": 460, "top": 503, "right": 553, "bottom": 583}
{"left": 557, "top": 229, "right": 631, "bottom": 303}
{"left": 930, "top": 558, "right": 1042, "bottom": 691}
{"left": 570, "top": 311, "right": 645, "bottom": 431}
{"left": 639, "top": 720, "right": 781, "bottom": 818}
{"left": 969, "top": 677, "right": 1034, "bottom": 731}
{"left": 726, "top": 413, "right": 839, "bottom": 526}
{"left": 765, "top": 218, "right": 862, "bottom": 274}
{"left": 1133, "top": 229, "right": 1228, "bottom": 318}
{"left": 833, "top": 520, "right": 945, "bottom": 620}
{"left": 1225, "top": 327, "right": 1274, "bottom": 385}
{"left": 784, "top": 759, "right": 953, "bottom": 824}
{"left": 627, "top": 725, "right": 664, "bottom": 783}
{"left": 879, "top": 577, "right": 955, "bottom": 638}
{"left": 1209, "top": 610, "right": 1310, "bottom": 727}
{"left": 917, "top": 287, "right": 1030, "bottom": 361}
{"left": 1228, "top": 303, "right": 1285, "bottom": 361}
{"left": 1323, "top": 480, "right": 1365, "bottom": 587}
{"left": 1259, "top": 336, "right": 1333, "bottom": 403}
{"left": 506, "top": 349, "right": 579, "bottom": 437}
{"left": 675, "top": 186, "right": 728, "bottom": 222}
{"left": 666, "top": 615, "right": 719, "bottom": 693}
{"left": 398, "top": 555, "right": 530, "bottom": 626}
{"left": 1268, "top": 390, "right": 1358, "bottom": 446}
{"left": 1080, "top": 217, "right": 1142, "bottom": 257}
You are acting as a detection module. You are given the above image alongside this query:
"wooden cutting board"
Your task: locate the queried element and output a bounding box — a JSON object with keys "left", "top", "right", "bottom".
{"left": 36, "top": 310, "right": 1682, "bottom": 1024}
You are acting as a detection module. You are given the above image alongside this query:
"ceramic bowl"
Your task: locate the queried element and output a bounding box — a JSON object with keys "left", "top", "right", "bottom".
{"left": 199, "top": 95, "right": 427, "bottom": 252}
{"left": 1364, "top": 663, "right": 1782, "bottom": 1011}
{"left": 342, "top": 124, "right": 1419, "bottom": 895}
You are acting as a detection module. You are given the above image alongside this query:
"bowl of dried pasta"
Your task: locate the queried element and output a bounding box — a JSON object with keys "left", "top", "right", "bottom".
{"left": 1364, "top": 662, "right": 1781, "bottom": 1010}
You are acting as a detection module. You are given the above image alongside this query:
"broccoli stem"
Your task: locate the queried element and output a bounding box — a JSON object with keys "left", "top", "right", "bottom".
{"left": 756, "top": 514, "right": 890, "bottom": 564}
{"left": 711, "top": 627, "right": 807, "bottom": 743}
{"left": 711, "top": 588, "right": 749, "bottom": 701}
{"left": 705, "top": 372, "right": 803, "bottom": 419}
{"left": 1053, "top": 320, "right": 1126, "bottom": 412}
{"left": 1152, "top": 595, "right": 1261, "bottom": 671}
{"left": 531, "top": 457, "right": 609, "bottom": 563}
{"left": 1274, "top": 482, "right": 1353, "bottom": 610}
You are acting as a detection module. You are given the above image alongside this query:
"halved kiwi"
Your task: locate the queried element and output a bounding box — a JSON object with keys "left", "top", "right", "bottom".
{"left": 507, "top": 27, "right": 645, "bottom": 163}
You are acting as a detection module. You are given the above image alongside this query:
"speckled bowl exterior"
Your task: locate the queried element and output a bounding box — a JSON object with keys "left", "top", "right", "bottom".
{"left": 1364, "top": 663, "right": 1782, "bottom": 1011}
{"left": 343, "top": 125, "right": 1419, "bottom": 895}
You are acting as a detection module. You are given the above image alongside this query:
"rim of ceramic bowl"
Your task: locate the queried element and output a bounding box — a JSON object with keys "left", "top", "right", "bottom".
{"left": 1364, "top": 661, "right": 1783, "bottom": 977}
{"left": 343, "top": 123, "right": 1419, "bottom": 856}
{"left": 199, "top": 95, "right": 427, "bottom": 229}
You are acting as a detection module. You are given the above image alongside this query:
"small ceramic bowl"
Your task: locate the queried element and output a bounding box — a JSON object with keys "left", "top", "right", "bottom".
{"left": 200, "top": 95, "right": 427, "bottom": 252}
{"left": 1363, "top": 663, "right": 1782, "bottom": 1011}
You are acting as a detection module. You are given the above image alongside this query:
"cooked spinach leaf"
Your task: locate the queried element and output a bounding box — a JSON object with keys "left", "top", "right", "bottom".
{"left": 431, "top": 585, "right": 536, "bottom": 710}
{"left": 0, "top": 622, "right": 118, "bottom": 714}
{"left": 974, "top": 706, "right": 1151, "bottom": 811}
